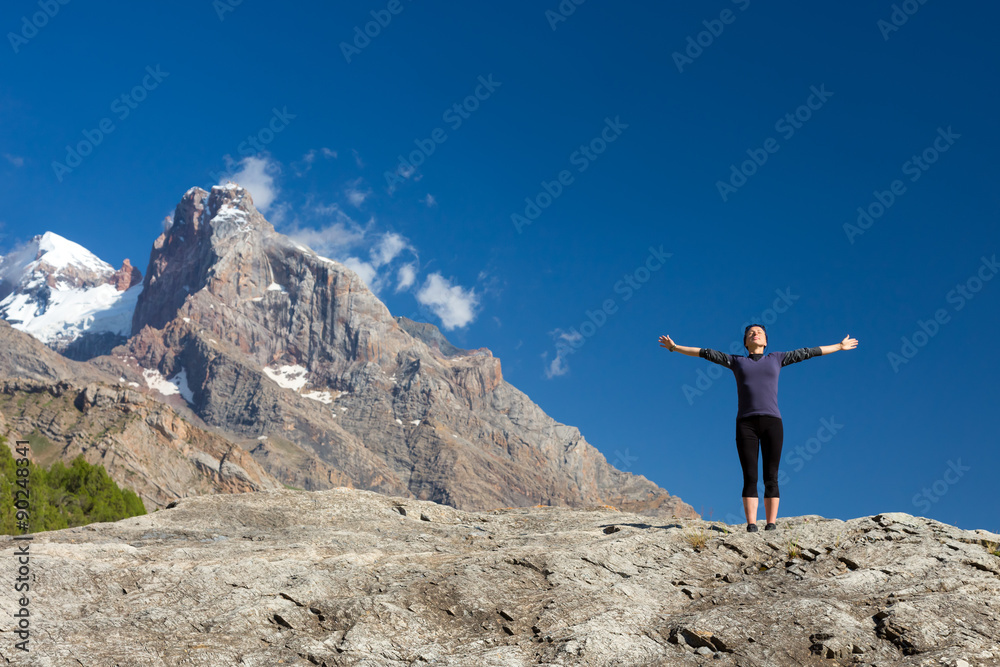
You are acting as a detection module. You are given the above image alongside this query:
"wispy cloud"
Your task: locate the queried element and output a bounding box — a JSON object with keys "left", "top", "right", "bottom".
{"left": 421, "top": 193, "right": 437, "bottom": 207}
{"left": 284, "top": 206, "right": 369, "bottom": 258}
{"left": 543, "top": 329, "right": 582, "bottom": 378}
{"left": 371, "top": 232, "right": 407, "bottom": 266}
{"left": 340, "top": 232, "right": 417, "bottom": 294}
{"left": 286, "top": 206, "right": 416, "bottom": 296}
{"left": 415, "top": 273, "right": 479, "bottom": 330}
{"left": 321, "top": 147, "right": 337, "bottom": 159}
{"left": 292, "top": 150, "right": 316, "bottom": 176}
{"left": 345, "top": 178, "right": 371, "bottom": 208}
{"left": 343, "top": 256, "right": 378, "bottom": 288}
{"left": 352, "top": 149, "right": 364, "bottom": 168}
{"left": 221, "top": 155, "right": 278, "bottom": 212}
{"left": 395, "top": 262, "right": 417, "bottom": 292}
{"left": 4, "top": 154, "right": 24, "bottom": 167}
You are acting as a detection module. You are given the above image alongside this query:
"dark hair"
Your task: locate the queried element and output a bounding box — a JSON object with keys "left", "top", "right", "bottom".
{"left": 744, "top": 323, "right": 767, "bottom": 351}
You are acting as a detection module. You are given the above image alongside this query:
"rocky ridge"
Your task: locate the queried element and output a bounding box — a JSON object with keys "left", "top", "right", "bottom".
{"left": 1, "top": 489, "right": 997, "bottom": 665}
{"left": 0, "top": 320, "right": 281, "bottom": 508}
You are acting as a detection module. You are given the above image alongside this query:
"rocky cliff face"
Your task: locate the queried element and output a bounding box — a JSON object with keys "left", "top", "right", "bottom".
{"left": 102, "top": 184, "right": 695, "bottom": 519}
{"left": 4, "top": 490, "right": 997, "bottom": 665}
{"left": 0, "top": 379, "right": 282, "bottom": 507}
{"left": 0, "top": 321, "right": 282, "bottom": 508}
{"left": 110, "top": 257, "right": 142, "bottom": 292}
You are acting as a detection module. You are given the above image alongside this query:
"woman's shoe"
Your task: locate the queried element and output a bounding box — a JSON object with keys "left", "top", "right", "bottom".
{"left": 764, "top": 523, "right": 777, "bottom": 531}
{"left": 747, "top": 523, "right": 759, "bottom": 533}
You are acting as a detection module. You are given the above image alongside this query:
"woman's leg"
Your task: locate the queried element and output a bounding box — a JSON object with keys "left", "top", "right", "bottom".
{"left": 759, "top": 416, "right": 784, "bottom": 523}
{"left": 735, "top": 418, "right": 760, "bottom": 524}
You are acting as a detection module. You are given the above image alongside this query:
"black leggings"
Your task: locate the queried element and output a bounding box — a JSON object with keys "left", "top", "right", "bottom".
{"left": 736, "top": 415, "right": 783, "bottom": 498}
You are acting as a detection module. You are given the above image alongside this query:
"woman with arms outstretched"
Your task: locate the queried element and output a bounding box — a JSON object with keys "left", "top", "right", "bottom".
{"left": 659, "top": 325, "right": 858, "bottom": 532}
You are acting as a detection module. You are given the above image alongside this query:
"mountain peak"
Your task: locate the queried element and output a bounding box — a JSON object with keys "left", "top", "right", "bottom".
{"left": 166, "top": 184, "right": 273, "bottom": 240}
{"left": 1, "top": 232, "right": 111, "bottom": 288}
{"left": 0, "top": 232, "right": 141, "bottom": 357}
{"left": 208, "top": 182, "right": 254, "bottom": 211}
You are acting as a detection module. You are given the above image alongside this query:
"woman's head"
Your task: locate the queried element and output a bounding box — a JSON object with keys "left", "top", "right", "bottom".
{"left": 744, "top": 324, "right": 767, "bottom": 352}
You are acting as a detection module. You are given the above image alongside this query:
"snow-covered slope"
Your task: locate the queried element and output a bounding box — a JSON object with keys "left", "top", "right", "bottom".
{"left": 0, "top": 232, "right": 143, "bottom": 359}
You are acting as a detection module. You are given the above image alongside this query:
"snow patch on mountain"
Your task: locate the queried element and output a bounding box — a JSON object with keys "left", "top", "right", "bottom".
{"left": 1, "top": 283, "right": 141, "bottom": 345}
{"left": 302, "top": 390, "right": 333, "bottom": 404}
{"left": 142, "top": 368, "right": 194, "bottom": 404}
{"left": 263, "top": 365, "right": 339, "bottom": 405}
{"left": 263, "top": 365, "right": 309, "bottom": 391}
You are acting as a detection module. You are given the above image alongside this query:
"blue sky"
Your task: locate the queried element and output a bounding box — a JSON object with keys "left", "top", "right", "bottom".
{"left": 2, "top": 1, "right": 998, "bottom": 531}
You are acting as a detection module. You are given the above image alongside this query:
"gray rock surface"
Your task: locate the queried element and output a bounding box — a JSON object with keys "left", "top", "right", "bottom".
{"left": 0, "top": 319, "right": 118, "bottom": 386}
{"left": 2, "top": 490, "right": 998, "bottom": 665}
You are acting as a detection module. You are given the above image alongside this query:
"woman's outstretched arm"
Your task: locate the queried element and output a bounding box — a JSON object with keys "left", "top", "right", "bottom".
{"left": 658, "top": 334, "right": 702, "bottom": 358}
{"left": 819, "top": 335, "right": 859, "bottom": 355}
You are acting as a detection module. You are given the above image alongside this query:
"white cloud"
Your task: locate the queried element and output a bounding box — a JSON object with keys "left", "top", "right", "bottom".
{"left": 352, "top": 149, "right": 364, "bottom": 168}
{"left": 345, "top": 178, "right": 371, "bottom": 208}
{"left": 222, "top": 156, "right": 278, "bottom": 212}
{"left": 347, "top": 189, "right": 368, "bottom": 207}
{"left": 421, "top": 193, "right": 437, "bottom": 207}
{"left": 4, "top": 154, "right": 24, "bottom": 167}
{"left": 285, "top": 218, "right": 368, "bottom": 258}
{"left": 543, "top": 329, "right": 582, "bottom": 379}
{"left": 415, "top": 273, "right": 479, "bottom": 330}
{"left": 343, "top": 256, "right": 378, "bottom": 290}
{"left": 395, "top": 263, "right": 417, "bottom": 292}
{"left": 543, "top": 351, "right": 570, "bottom": 378}
{"left": 286, "top": 216, "right": 416, "bottom": 295}
{"left": 322, "top": 147, "right": 337, "bottom": 159}
{"left": 371, "top": 232, "right": 407, "bottom": 267}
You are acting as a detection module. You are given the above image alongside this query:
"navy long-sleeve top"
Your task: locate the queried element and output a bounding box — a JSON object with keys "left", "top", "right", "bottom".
{"left": 700, "top": 347, "right": 822, "bottom": 420}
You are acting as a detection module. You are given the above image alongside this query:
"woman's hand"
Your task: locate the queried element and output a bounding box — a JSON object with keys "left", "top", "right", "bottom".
{"left": 840, "top": 335, "right": 858, "bottom": 351}
{"left": 659, "top": 335, "right": 676, "bottom": 350}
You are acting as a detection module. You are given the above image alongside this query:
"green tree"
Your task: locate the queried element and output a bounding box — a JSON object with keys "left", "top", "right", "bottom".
{"left": 0, "top": 436, "right": 146, "bottom": 534}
